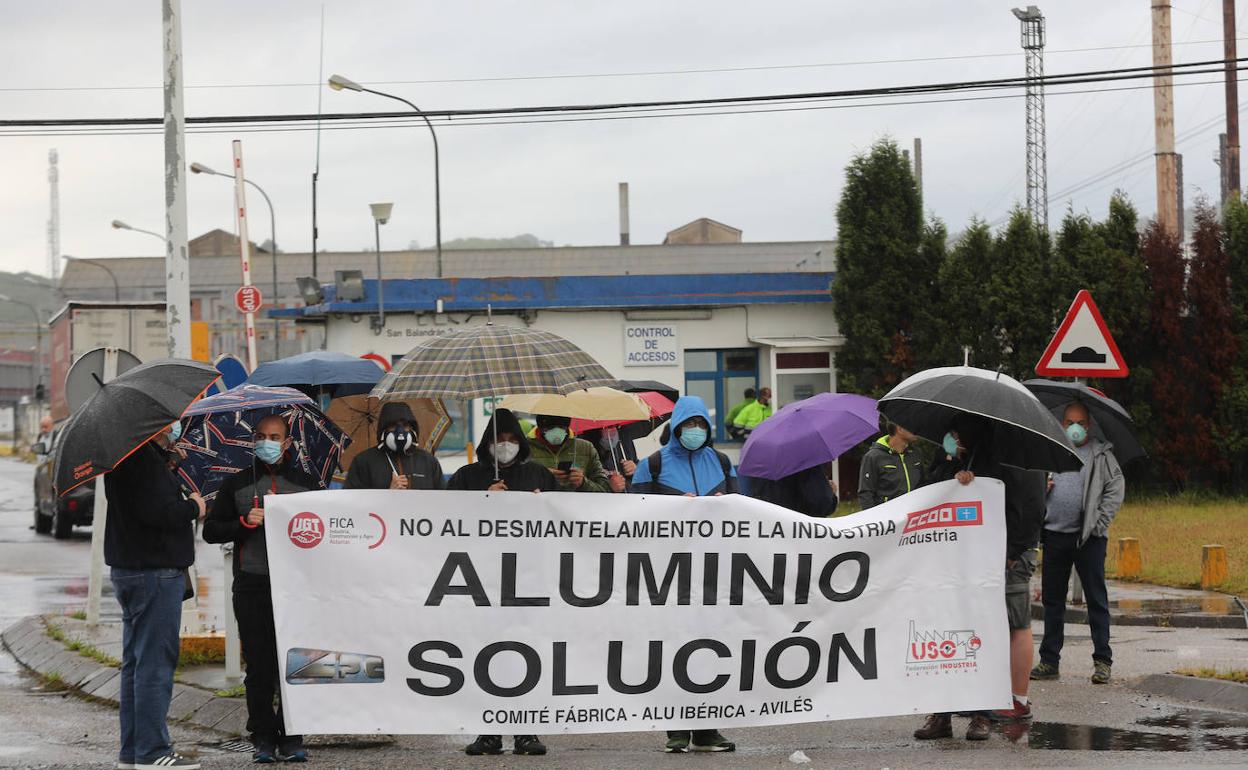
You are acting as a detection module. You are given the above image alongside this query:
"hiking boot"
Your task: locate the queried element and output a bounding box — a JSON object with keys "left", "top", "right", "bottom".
{"left": 913, "top": 713, "right": 952, "bottom": 740}
{"left": 988, "top": 698, "right": 1033, "bottom": 722}
{"left": 465, "top": 735, "right": 504, "bottom": 756}
{"left": 276, "top": 736, "right": 307, "bottom": 763}
{"left": 1030, "top": 661, "right": 1060, "bottom": 681}
{"left": 664, "top": 732, "right": 690, "bottom": 753}
{"left": 690, "top": 730, "right": 735, "bottom": 752}
{"left": 966, "top": 714, "right": 992, "bottom": 741}
{"left": 136, "top": 754, "right": 201, "bottom": 769}
{"left": 513, "top": 735, "right": 547, "bottom": 756}
{"left": 1091, "top": 660, "right": 1112, "bottom": 684}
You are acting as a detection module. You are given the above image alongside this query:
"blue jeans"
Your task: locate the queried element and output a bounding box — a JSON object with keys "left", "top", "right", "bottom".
{"left": 111, "top": 567, "right": 185, "bottom": 764}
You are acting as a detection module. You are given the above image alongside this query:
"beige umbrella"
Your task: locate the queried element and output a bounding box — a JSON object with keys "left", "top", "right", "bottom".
{"left": 499, "top": 387, "right": 651, "bottom": 421}
{"left": 327, "top": 395, "right": 451, "bottom": 476}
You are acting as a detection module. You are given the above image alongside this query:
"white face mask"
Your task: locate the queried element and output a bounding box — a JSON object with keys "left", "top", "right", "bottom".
{"left": 493, "top": 441, "right": 520, "bottom": 466}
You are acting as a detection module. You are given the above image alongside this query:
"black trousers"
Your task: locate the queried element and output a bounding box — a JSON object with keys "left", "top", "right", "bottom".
{"left": 234, "top": 587, "right": 299, "bottom": 745}
{"left": 1039, "top": 530, "right": 1112, "bottom": 667}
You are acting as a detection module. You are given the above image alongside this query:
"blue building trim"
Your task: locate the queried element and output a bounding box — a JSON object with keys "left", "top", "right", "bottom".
{"left": 272, "top": 272, "right": 834, "bottom": 317}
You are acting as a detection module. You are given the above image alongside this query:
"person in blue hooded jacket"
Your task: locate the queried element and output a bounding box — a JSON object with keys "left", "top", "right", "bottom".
{"left": 629, "top": 396, "right": 736, "bottom": 753}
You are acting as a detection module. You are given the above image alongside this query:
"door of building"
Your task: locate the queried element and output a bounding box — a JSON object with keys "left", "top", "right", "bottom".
{"left": 684, "top": 348, "right": 758, "bottom": 443}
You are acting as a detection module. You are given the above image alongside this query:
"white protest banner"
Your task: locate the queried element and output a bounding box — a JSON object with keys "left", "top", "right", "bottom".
{"left": 265, "top": 479, "right": 1011, "bottom": 735}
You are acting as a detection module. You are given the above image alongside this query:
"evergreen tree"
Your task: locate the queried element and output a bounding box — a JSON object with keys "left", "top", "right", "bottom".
{"left": 912, "top": 217, "right": 953, "bottom": 369}
{"left": 831, "top": 138, "right": 929, "bottom": 395}
{"left": 1218, "top": 196, "right": 1248, "bottom": 489}
{"left": 990, "top": 208, "right": 1055, "bottom": 378}
{"left": 936, "top": 220, "right": 1000, "bottom": 369}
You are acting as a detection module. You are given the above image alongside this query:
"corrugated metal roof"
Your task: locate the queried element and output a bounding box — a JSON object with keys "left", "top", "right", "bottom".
{"left": 58, "top": 240, "right": 835, "bottom": 301}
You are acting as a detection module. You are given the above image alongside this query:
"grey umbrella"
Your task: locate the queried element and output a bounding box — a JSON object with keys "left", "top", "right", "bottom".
{"left": 1023, "top": 379, "right": 1146, "bottom": 465}
{"left": 54, "top": 359, "right": 220, "bottom": 496}
{"left": 879, "top": 366, "right": 1082, "bottom": 473}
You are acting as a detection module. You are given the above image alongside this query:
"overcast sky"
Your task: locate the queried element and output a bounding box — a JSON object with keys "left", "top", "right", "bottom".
{"left": 0, "top": 1, "right": 1237, "bottom": 274}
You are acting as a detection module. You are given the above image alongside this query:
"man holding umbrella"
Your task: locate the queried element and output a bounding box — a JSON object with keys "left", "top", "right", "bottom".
{"left": 344, "top": 402, "right": 444, "bottom": 491}
{"left": 1031, "top": 402, "right": 1125, "bottom": 686}
{"left": 204, "top": 414, "right": 320, "bottom": 763}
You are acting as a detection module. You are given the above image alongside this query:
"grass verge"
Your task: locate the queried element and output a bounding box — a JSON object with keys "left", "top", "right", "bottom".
{"left": 44, "top": 622, "right": 121, "bottom": 667}
{"left": 1174, "top": 667, "right": 1248, "bottom": 684}
{"left": 214, "top": 685, "right": 246, "bottom": 698}
{"left": 1105, "top": 497, "right": 1248, "bottom": 595}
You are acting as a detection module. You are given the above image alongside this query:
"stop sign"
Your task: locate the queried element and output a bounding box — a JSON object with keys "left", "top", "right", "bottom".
{"left": 235, "top": 285, "right": 263, "bottom": 314}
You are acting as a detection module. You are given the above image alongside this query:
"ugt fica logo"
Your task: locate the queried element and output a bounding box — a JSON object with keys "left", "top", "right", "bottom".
{"left": 905, "top": 620, "right": 982, "bottom": 675}
{"left": 288, "top": 511, "right": 324, "bottom": 549}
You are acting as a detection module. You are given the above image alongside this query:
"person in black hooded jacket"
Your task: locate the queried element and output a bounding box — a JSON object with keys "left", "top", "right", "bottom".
{"left": 446, "top": 408, "right": 554, "bottom": 757}
{"left": 345, "top": 401, "right": 444, "bottom": 490}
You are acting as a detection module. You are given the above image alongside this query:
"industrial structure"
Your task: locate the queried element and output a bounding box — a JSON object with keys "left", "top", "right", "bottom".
{"left": 1013, "top": 5, "right": 1049, "bottom": 231}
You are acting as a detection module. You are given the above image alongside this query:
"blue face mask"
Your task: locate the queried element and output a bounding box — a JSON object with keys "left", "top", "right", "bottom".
{"left": 1065, "top": 423, "right": 1088, "bottom": 446}
{"left": 255, "top": 439, "right": 284, "bottom": 465}
{"left": 942, "top": 432, "right": 960, "bottom": 457}
{"left": 679, "top": 427, "right": 708, "bottom": 451}
{"left": 168, "top": 422, "right": 182, "bottom": 442}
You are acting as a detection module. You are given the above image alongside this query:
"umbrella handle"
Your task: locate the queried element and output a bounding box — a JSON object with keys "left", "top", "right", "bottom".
{"left": 492, "top": 413, "right": 499, "bottom": 482}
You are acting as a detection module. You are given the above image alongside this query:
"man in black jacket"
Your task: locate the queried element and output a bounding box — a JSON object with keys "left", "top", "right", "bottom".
{"left": 204, "top": 414, "right": 321, "bottom": 763}
{"left": 447, "top": 408, "right": 554, "bottom": 756}
{"left": 345, "top": 402, "right": 444, "bottom": 490}
{"left": 105, "top": 437, "right": 206, "bottom": 770}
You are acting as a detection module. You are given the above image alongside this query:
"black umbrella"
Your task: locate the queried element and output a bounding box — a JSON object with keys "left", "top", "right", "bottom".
{"left": 610, "top": 380, "right": 680, "bottom": 442}
{"left": 879, "top": 366, "right": 1082, "bottom": 473}
{"left": 1023, "top": 379, "right": 1146, "bottom": 465}
{"left": 55, "top": 359, "right": 221, "bottom": 496}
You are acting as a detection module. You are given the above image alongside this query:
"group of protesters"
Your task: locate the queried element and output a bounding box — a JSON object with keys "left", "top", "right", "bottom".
{"left": 101, "top": 386, "right": 1123, "bottom": 768}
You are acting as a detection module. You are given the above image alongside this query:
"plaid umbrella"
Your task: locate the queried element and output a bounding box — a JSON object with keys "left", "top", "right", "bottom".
{"left": 371, "top": 324, "right": 617, "bottom": 400}
{"left": 175, "top": 385, "right": 350, "bottom": 502}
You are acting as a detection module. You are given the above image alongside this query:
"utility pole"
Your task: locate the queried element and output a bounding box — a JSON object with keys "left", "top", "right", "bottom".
{"left": 163, "top": 0, "right": 191, "bottom": 358}
{"left": 47, "top": 150, "right": 60, "bottom": 281}
{"left": 913, "top": 137, "right": 924, "bottom": 200}
{"left": 1013, "top": 6, "right": 1049, "bottom": 231}
{"left": 1152, "top": 1, "right": 1181, "bottom": 236}
{"left": 1225, "top": 0, "right": 1241, "bottom": 200}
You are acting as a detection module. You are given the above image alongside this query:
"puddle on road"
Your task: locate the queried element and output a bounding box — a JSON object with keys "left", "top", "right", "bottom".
{"left": 1025, "top": 708, "right": 1248, "bottom": 751}
{"left": 1112, "top": 596, "right": 1245, "bottom": 617}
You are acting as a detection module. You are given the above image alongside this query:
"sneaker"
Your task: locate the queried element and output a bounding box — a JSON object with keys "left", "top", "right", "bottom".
{"left": 1091, "top": 660, "right": 1112, "bottom": 684}
{"left": 988, "top": 698, "right": 1033, "bottom": 722}
{"left": 1030, "top": 661, "right": 1060, "bottom": 681}
{"left": 513, "top": 735, "right": 547, "bottom": 755}
{"left": 277, "top": 736, "right": 307, "bottom": 763}
{"left": 252, "top": 743, "right": 276, "bottom": 764}
{"left": 913, "top": 713, "right": 952, "bottom": 740}
{"left": 966, "top": 714, "right": 992, "bottom": 741}
{"left": 137, "top": 754, "right": 201, "bottom": 769}
{"left": 689, "top": 731, "right": 735, "bottom": 752}
{"left": 465, "top": 735, "right": 504, "bottom": 756}
{"left": 664, "top": 733, "right": 690, "bottom": 753}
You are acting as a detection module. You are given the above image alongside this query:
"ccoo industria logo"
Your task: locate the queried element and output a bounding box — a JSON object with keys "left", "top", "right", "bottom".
{"left": 902, "top": 501, "right": 983, "bottom": 533}
{"left": 904, "top": 620, "right": 982, "bottom": 675}
{"left": 288, "top": 511, "right": 324, "bottom": 549}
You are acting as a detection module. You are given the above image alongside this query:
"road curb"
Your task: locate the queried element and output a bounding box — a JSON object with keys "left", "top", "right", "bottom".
{"left": 1029, "top": 601, "right": 1246, "bottom": 629}
{"left": 1, "top": 615, "right": 247, "bottom": 737}
{"left": 1131, "top": 673, "right": 1248, "bottom": 712}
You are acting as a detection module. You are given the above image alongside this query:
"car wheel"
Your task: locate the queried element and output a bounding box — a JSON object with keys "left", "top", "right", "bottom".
{"left": 34, "top": 505, "right": 52, "bottom": 534}
{"left": 52, "top": 505, "right": 73, "bottom": 539}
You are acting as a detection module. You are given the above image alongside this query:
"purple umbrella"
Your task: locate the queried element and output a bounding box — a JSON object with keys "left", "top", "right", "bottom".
{"left": 738, "top": 393, "right": 879, "bottom": 480}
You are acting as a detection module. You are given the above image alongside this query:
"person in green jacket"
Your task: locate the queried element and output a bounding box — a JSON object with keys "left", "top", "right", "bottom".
{"left": 857, "top": 423, "right": 924, "bottom": 509}
{"left": 527, "top": 414, "right": 611, "bottom": 493}
{"left": 732, "top": 387, "right": 773, "bottom": 435}
{"left": 724, "top": 388, "right": 756, "bottom": 440}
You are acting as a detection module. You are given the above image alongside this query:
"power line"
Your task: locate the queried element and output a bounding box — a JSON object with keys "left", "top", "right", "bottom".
{"left": 3, "top": 37, "right": 1246, "bottom": 94}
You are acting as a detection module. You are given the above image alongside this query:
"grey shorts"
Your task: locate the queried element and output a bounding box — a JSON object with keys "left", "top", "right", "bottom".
{"left": 1005, "top": 549, "right": 1038, "bottom": 631}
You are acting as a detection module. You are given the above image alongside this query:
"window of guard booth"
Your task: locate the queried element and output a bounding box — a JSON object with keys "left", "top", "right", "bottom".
{"left": 684, "top": 348, "right": 758, "bottom": 443}
{"left": 774, "top": 349, "right": 832, "bottom": 409}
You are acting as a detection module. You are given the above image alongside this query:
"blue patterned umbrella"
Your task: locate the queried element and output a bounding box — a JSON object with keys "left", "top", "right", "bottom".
{"left": 175, "top": 384, "right": 350, "bottom": 501}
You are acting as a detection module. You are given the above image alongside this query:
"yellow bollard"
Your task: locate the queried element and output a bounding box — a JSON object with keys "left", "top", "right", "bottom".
{"left": 1201, "top": 544, "right": 1229, "bottom": 589}
{"left": 466, "top": 441, "right": 475, "bottom": 465}
{"left": 1117, "top": 537, "right": 1142, "bottom": 579}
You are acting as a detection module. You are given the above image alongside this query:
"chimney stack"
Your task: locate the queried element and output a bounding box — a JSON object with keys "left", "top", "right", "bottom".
{"left": 618, "top": 182, "right": 630, "bottom": 245}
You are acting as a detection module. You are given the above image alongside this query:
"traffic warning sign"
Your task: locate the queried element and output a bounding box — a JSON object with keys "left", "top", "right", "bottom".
{"left": 1035, "top": 290, "right": 1128, "bottom": 378}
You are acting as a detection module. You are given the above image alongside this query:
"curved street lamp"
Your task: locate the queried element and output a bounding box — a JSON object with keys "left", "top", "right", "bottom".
{"left": 110, "top": 219, "right": 165, "bottom": 244}
{"left": 190, "top": 161, "right": 281, "bottom": 358}
{"left": 63, "top": 256, "right": 121, "bottom": 301}
{"left": 329, "top": 73, "right": 443, "bottom": 278}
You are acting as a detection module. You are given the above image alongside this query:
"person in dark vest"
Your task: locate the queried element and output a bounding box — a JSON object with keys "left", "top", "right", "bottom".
{"left": 345, "top": 402, "right": 443, "bottom": 490}
{"left": 204, "top": 414, "right": 321, "bottom": 763}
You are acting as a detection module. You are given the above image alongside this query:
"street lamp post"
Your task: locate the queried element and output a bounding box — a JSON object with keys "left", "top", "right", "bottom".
{"left": 0, "top": 294, "right": 43, "bottom": 418}
{"left": 369, "top": 203, "right": 393, "bottom": 334}
{"left": 329, "top": 74, "right": 443, "bottom": 278}
{"left": 110, "top": 219, "right": 166, "bottom": 244}
{"left": 190, "top": 162, "right": 281, "bottom": 359}
{"left": 64, "top": 256, "right": 121, "bottom": 301}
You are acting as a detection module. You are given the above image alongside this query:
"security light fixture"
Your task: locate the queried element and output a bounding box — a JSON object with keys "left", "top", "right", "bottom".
{"left": 296, "top": 276, "right": 325, "bottom": 306}
{"left": 369, "top": 202, "right": 394, "bottom": 225}
{"left": 335, "top": 270, "right": 366, "bottom": 302}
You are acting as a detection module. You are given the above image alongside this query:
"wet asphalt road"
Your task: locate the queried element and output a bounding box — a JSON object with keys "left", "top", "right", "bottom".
{"left": 1, "top": 457, "right": 1246, "bottom": 769}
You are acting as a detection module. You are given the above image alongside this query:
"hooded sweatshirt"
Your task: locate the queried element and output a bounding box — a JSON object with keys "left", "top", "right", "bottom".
{"left": 447, "top": 408, "right": 559, "bottom": 492}
{"left": 630, "top": 396, "right": 737, "bottom": 496}
{"left": 345, "top": 401, "right": 444, "bottom": 490}
{"left": 857, "top": 434, "right": 925, "bottom": 509}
